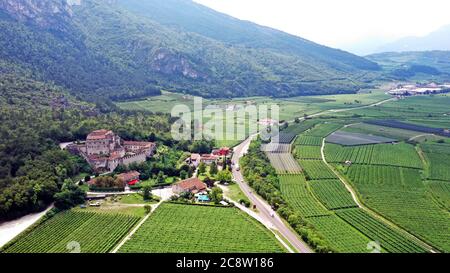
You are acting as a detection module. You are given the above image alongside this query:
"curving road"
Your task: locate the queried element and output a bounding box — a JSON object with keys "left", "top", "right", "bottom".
{"left": 230, "top": 96, "right": 398, "bottom": 254}
{"left": 232, "top": 135, "right": 313, "bottom": 253}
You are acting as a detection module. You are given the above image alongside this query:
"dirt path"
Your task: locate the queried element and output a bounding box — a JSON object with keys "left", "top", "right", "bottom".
{"left": 0, "top": 205, "right": 53, "bottom": 248}
{"left": 320, "top": 139, "right": 437, "bottom": 253}
{"left": 110, "top": 202, "right": 162, "bottom": 253}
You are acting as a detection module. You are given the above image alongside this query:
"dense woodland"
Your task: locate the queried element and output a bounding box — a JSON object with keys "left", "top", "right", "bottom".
{"left": 0, "top": 0, "right": 382, "bottom": 101}
{"left": 0, "top": 73, "right": 172, "bottom": 220}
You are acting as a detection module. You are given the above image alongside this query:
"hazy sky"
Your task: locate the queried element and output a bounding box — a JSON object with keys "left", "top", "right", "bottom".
{"left": 194, "top": 0, "right": 450, "bottom": 52}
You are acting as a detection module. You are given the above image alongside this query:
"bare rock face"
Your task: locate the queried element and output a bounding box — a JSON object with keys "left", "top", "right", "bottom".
{"left": 0, "top": 0, "right": 73, "bottom": 30}
{"left": 151, "top": 48, "right": 204, "bottom": 80}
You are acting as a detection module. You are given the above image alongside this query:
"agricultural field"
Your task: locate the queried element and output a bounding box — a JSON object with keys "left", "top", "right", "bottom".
{"left": 1, "top": 211, "right": 140, "bottom": 253}
{"left": 424, "top": 180, "right": 450, "bottom": 210}
{"left": 367, "top": 120, "right": 450, "bottom": 138}
{"left": 118, "top": 203, "right": 286, "bottom": 253}
{"left": 274, "top": 133, "right": 297, "bottom": 144}
{"left": 278, "top": 175, "right": 329, "bottom": 218}
{"left": 306, "top": 215, "right": 373, "bottom": 253}
{"left": 342, "top": 165, "right": 450, "bottom": 252}
{"left": 295, "top": 135, "right": 323, "bottom": 146}
{"left": 309, "top": 180, "right": 358, "bottom": 210}
{"left": 325, "top": 143, "right": 423, "bottom": 169}
{"left": 298, "top": 160, "right": 338, "bottom": 180}
{"left": 341, "top": 123, "right": 434, "bottom": 141}
{"left": 283, "top": 120, "right": 320, "bottom": 135}
{"left": 117, "top": 90, "right": 390, "bottom": 119}
{"left": 294, "top": 145, "right": 322, "bottom": 160}
{"left": 267, "top": 153, "right": 302, "bottom": 174}
{"left": 326, "top": 131, "right": 397, "bottom": 146}
{"left": 340, "top": 94, "right": 450, "bottom": 120}
{"left": 261, "top": 143, "right": 292, "bottom": 153}
{"left": 421, "top": 143, "right": 450, "bottom": 181}
{"left": 303, "top": 123, "right": 342, "bottom": 138}
{"left": 336, "top": 209, "right": 428, "bottom": 253}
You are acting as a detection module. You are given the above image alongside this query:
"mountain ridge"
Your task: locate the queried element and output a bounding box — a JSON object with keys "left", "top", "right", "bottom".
{"left": 0, "top": 0, "right": 380, "bottom": 99}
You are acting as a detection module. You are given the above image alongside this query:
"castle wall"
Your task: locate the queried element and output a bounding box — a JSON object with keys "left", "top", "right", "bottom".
{"left": 121, "top": 152, "right": 147, "bottom": 166}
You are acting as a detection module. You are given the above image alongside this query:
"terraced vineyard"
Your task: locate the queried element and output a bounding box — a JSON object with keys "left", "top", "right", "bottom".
{"left": 278, "top": 175, "right": 329, "bottom": 217}
{"left": 1, "top": 211, "right": 139, "bottom": 253}
{"left": 336, "top": 209, "right": 428, "bottom": 253}
{"left": 325, "top": 143, "right": 423, "bottom": 169}
{"left": 309, "top": 180, "right": 358, "bottom": 210}
{"left": 267, "top": 153, "right": 302, "bottom": 174}
{"left": 299, "top": 160, "right": 338, "bottom": 180}
{"left": 118, "top": 203, "right": 286, "bottom": 253}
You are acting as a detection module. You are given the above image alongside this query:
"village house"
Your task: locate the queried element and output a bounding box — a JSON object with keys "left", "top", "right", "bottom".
{"left": 117, "top": 171, "right": 141, "bottom": 186}
{"left": 200, "top": 154, "right": 219, "bottom": 165}
{"left": 172, "top": 177, "right": 207, "bottom": 195}
{"left": 186, "top": 153, "right": 220, "bottom": 166}
{"left": 67, "top": 129, "right": 156, "bottom": 173}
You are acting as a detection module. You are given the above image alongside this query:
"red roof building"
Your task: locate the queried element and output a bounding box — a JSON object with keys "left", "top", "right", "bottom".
{"left": 117, "top": 171, "right": 141, "bottom": 185}
{"left": 172, "top": 178, "right": 207, "bottom": 194}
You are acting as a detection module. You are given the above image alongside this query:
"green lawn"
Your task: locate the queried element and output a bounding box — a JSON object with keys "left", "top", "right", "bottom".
{"left": 225, "top": 183, "right": 250, "bottom": 205}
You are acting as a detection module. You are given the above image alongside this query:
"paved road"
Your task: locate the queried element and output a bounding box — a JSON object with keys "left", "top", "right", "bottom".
{"left": 229, "top": 97, "right": 398, "bottom": 254}
{"left": 232, "top": 135, "right": 313, "bottom": 253}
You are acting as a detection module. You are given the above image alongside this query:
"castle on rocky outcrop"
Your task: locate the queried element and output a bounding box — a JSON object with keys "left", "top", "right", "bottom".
{"left": 67, "top": 129, "right": 156, "bottom": 172}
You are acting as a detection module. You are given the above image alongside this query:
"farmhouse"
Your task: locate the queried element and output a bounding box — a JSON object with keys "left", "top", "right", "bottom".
{"left": 200, "top": 154, "right": 219, "bottom": 165}
{"left": 117, "top": 171, "right": 140, "bottom": 186}
{"left": 67, "top": 129, "right": 156, "bottom": 172}
{"left": 186, "top": 153, "right": 220, "bottom": 166}
{"left": 172, "top": 178, "right": 207, "bottom": 194}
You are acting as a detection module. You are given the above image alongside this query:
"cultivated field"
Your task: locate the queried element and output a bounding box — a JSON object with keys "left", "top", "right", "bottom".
{"left": 267, "top": 153, "right": 302, "bottom": 174}
{"left": 306, "top": 215, "right": 373, "bottom": 253}
{"left": 343, "top": 165, "right": 450, "bottom": 252}
{"left": 326, "top": 131, "right": 397, "bottom": 146}
{"left": 424, "top": 180, "right": 450, "bottom": 210}
{"left": 118, "top": 203, "right": 286, "bottom": 253}
{"left": 336, "top": 209, "right": 428, "bottom": 253}
{"left": 295, "top": 135, "right": 323, "bottom": 146}
{"left": 1, "top": 211, "right": 139, "bottom": 253}
{"left": 298, "top": 160, "right": 338, "bottom": 180}
{"left": 309, "top": 179, "right": 357, "bottom": 210}
{"left": 294, "top": 145, "right": 322, "bottom": 159}
{"left": 278, "top": 175, "right": 329, "bottom": 217}
{"left": 421, "top": 143, "right": 450, "bottom": 181}
{"left": 325, "top": 143, "right": 423, "bottom": 169}
{"left": 303, "top": 123, "right": 342, "bottom": 138}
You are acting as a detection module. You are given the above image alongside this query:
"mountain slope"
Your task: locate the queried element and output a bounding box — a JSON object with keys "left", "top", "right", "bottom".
{"left": 116, "top": 0, "right": 379, "bottom": 71}
{"left": 375, "top": 25, "right": 450, "bottom": 53}
{"left": 0, "top": 0, "right": 380, "bottom": 99}
{"left": 367, "top": 51, "right": 450, "bottom": 81}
